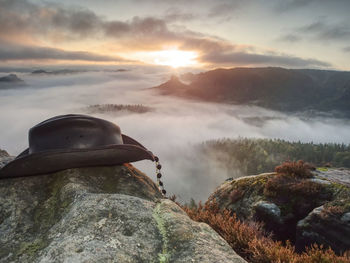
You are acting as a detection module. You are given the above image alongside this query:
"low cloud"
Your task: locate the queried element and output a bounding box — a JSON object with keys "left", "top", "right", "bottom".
{"left": 0, "top": 68, "right": 349, "bottom": 201}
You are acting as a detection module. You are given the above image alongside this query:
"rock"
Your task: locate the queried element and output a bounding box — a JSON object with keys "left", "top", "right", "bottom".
{"left": 315, "top": 168, "right": 350, "bottom": 186}
{"left": 341, "top": 212, "right": 350, "bottom": 223}
{"left": 296, "top": 205, "right": 350, "bottom": 253}
{"left": 0, "top": 164, "right": 245, "bottom": 262}
{"left": 208, "top": 173, "right": 274, "bottom": 220}
{"left": 308, "top": 178, "right": 331, "bottom": 185}
{"left": 208, "top": 172, "right": 350, "bottom": 253}
{"left": 253, "top": 201, "right": 282, "bottom": 224}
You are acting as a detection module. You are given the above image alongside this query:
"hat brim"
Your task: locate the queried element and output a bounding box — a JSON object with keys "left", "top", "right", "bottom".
{"left": 0, "top": 135, "right": 154, "bottom": 179}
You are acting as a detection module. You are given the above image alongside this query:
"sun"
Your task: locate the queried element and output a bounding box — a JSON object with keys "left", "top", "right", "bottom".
{"left": 152, "top": 49, "right": 198, "bottom": 68}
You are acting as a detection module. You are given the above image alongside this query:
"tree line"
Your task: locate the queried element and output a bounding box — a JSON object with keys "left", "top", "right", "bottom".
{"left": 200, "top": 138, "right": 350, "bottom": 175}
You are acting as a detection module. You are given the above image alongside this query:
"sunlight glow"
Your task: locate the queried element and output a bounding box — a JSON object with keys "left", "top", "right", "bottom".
{"left": 152, "top": 49, "right": 198, "bottom": 68}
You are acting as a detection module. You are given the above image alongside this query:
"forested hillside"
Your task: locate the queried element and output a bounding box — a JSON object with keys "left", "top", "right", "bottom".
{"left": 200, "top": 138, "right": 350, "bottom": 175}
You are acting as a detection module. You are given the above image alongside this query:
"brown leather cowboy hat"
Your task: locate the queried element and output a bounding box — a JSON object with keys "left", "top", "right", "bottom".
{"left": 0, "top": 114, "right": 155, "bottom": 179}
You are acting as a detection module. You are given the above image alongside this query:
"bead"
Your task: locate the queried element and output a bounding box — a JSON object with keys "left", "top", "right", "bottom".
{"left": 159, "top": 181, "right": 163, "bottom": 186}
{"left": 154, "top": 156, "right": 159, "bottom": 162}
{"left": 157, "top": 173, "right": 162, "bottom": 178}
{"left": 162, "top": 189, "right": 166, "bottom": 195}
{"left": 156, "top": 164, "right": 162, "bottom": 170}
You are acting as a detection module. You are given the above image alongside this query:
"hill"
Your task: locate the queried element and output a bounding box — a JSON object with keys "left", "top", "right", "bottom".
{"left": 153, "top": 67, "right": 350, "bottom": 117}
{"left": 0, "top": 74, "right": 23, "bottom": 83}
{"left": 200, "top": 138, "right": 350, "bottom": 176}
{"left": 0, "top": 74, "right": 25, "bottom": 89}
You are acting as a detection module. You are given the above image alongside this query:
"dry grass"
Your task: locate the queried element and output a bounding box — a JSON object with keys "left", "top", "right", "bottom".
{"left": 181, "top": 201, "right": 350, "bottom": 263}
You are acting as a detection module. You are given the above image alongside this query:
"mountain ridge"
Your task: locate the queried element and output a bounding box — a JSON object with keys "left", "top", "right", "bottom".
{"left": 152, "top": 67, "right": 350, "bottom": 117}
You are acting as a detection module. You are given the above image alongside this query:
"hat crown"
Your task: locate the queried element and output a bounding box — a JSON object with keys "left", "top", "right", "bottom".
{"left": 28, "top": 115, "right": 123, "bottom": 154}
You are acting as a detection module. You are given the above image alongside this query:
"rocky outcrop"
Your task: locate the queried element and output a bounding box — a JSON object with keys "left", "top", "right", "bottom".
{"left": 296, "top": 205, "right": 350, "bottom": 253}
{"left": 0, "top": 157, "right": 245, "bottom": 262}
{"left": 208, "top": 169, "right": 350, "bottom": 254}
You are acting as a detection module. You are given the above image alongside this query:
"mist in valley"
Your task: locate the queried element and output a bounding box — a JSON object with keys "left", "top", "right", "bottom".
{"left": 1, "top": 68, "right": 350, "bottom": 202}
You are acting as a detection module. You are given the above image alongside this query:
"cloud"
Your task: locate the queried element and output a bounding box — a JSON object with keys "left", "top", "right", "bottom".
{"left": 200, "top": 51, "right": 331, "bottom": 68}
{"left": 0, "top": 41, "right": 130, "bottom": 62}
{"left": 0, "top": 0, "right": 332, "bottom": 68}
{"left": 301, "top": 21, "right": 350, "bottom": 41}
{"left": 277, "top": 19, "right": 350, "bottom": 47}
{"left": 286, "top": 20, "right": 350, "bottom": 42}
{"left": 275, "top": 0, "right": 315, "bottom": 12}
{"left": 278, "top": 34, "right": 302, "bottom": 43}
{"left": 0, "top": 0, "right": 180, "bottom": 43}
{"left": 207, "top": 2, "right": 239, "bottom": 18}
{"left": 162, "top": 7, "right": 196, "bottom": 22}
{"left": 275, "top": 0, "right": 350, "bottom": 13}
{"left": 343, "top": 46, "right": 350, "bottom": 52}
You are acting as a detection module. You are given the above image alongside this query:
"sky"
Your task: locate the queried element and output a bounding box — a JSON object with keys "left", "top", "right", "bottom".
{"left": 1, "top": 0, "right": 350, "bottom": 71}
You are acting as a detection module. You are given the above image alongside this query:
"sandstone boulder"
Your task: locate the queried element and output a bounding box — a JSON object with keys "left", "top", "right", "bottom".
{"left": 0, "top": 156, "right": 245, "bottom": 263}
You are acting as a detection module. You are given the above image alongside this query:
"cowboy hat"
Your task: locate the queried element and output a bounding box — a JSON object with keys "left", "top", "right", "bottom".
{"left": 0, "top": 114, "right": 155, "bottom": 179}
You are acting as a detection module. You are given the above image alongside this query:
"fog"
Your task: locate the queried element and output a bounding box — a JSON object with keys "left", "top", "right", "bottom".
{"left": 1, "top": 67, "right": 350, "bottom": 202}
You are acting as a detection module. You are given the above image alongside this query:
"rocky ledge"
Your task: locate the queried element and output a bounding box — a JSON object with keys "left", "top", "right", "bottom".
{"left": 0, "top": 153, "right": 245, "bottom": 263}
{"left": 208, "top": 168, "right": 350, "bottom": 254}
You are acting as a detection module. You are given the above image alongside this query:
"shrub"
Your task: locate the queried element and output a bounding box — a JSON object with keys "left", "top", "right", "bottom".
{"left": 275, "top": 160, "right": 314, "bottom": 178}
{"left": 263, "top": 174, "right": 323, "bottom": 199}
{"left": 181, "top": 200, "right": 350, "bottom": 263}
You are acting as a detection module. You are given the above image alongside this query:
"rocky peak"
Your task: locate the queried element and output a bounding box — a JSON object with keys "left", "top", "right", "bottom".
{"left": 151, "top": 75, "right": 189, "bottom": 96}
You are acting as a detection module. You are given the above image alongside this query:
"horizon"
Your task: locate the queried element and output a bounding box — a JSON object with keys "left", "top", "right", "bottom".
{"left": 1, "top": 0, "right": 350, "bottom": 71}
